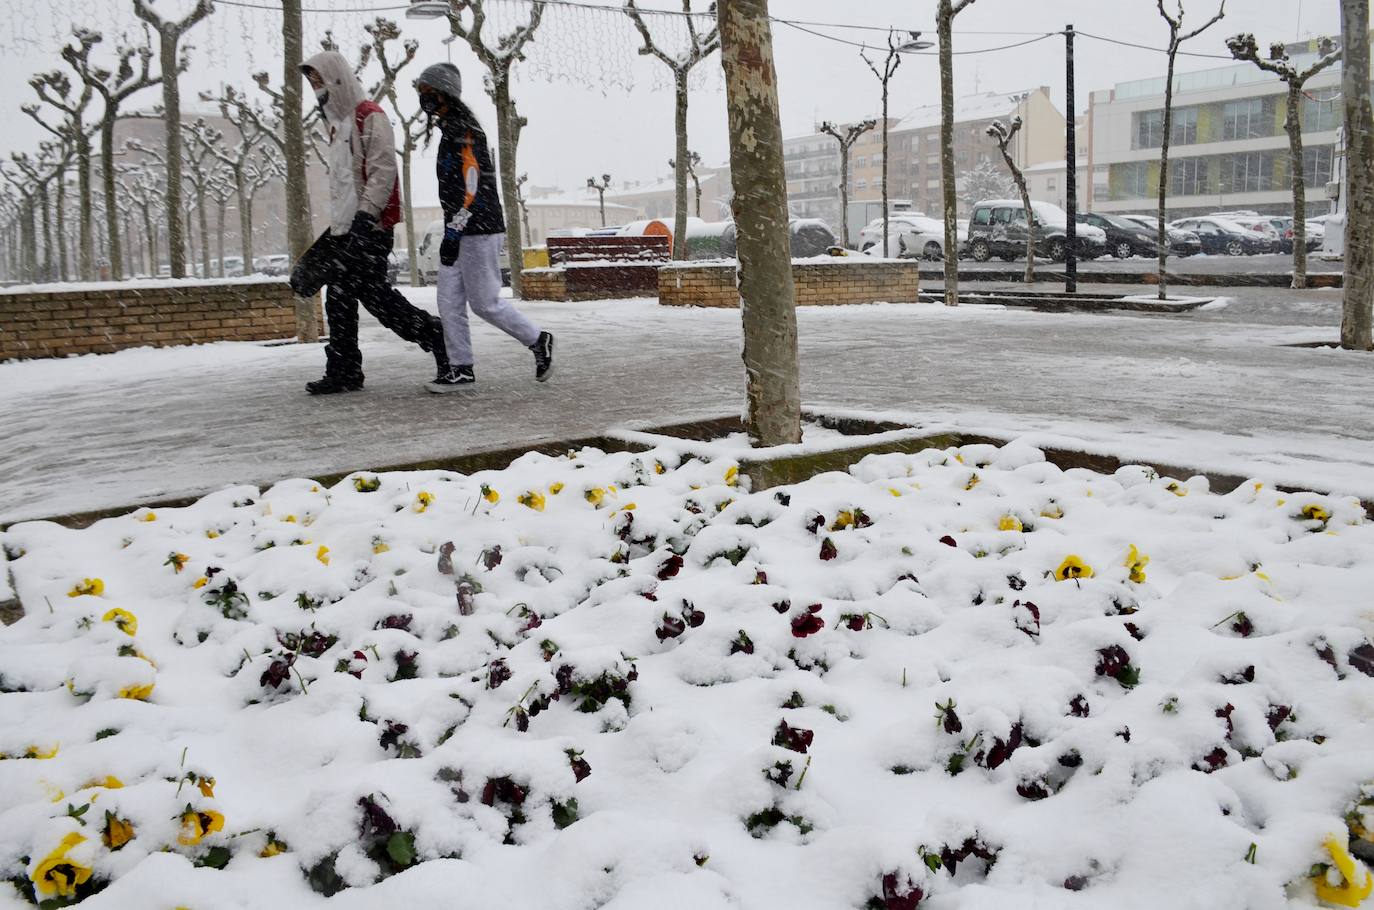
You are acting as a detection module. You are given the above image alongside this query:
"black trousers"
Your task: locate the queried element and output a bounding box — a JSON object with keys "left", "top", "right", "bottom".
{"left": 303, "top": 229, "right": 445, "bottom": 379}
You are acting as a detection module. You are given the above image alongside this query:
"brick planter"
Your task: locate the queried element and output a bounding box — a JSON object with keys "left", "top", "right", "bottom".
{"left": 521, "top": 264, "right": 662, "bottom": 302}
{"left": 659, "top": 258, "right": 923, "bottom": 308}
{"left": 0, "top": 278, "right": 319, "bottom": 361}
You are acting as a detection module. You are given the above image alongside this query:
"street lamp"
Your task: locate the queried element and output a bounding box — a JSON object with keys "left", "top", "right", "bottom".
{"left": 406, "top": 1, "right": 448, "bottom": 18}
{"left": 895, "top": 33, "right": 935, "bottom": 53}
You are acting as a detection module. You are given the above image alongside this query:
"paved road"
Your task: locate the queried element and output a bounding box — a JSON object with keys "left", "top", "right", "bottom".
{"left": 939, "top": 252, "right": 1338, "bottom": 277}
{"left": 1, "top": 284, "right": 1370, "bottom": 524}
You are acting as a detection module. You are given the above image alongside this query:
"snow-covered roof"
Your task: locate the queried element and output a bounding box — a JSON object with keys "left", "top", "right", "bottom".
{"left": 606, "top": 173, "right": 717, "bottom": 199}
{"left": 525, "top": 195, "right": 637, "bottom": 212}
{"left": 892, "top": 90, "right": 1038, "bottom": 133}
{"left": 1023, "top": 158, "right": 1089, "bottom": 174}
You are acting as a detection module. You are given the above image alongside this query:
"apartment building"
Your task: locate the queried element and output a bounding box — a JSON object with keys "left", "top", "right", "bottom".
{"left": 1088, "top": 37, "right": 1352, "bottom": 218}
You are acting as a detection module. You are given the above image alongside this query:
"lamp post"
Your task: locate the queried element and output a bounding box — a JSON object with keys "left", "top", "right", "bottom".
{"left": 587, "top": 173, "right": 611, "bottom": 227}
{"left": 1065, "top": 23, "right": 1077, "bottom": 294}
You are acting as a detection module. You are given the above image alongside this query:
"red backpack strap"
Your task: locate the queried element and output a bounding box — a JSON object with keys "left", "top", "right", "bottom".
{"left": 353, "top": 100, "right": 402, "bottom": 229}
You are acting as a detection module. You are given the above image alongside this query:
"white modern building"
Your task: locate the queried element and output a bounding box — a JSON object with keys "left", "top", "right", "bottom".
{"left": 1087, "top": 37, "right": 1350, "bottom": 218}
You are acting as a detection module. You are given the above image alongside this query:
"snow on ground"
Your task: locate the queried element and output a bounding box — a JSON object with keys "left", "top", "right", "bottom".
{"left": 0, "top": 288, "right": 1370, "bottom": 524}
{"left": 2, "top": 440, "right": 1372, "bottom": 908}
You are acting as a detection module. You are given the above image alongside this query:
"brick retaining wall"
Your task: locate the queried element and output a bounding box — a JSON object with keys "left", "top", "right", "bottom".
{"left": 659, "top": 259, "right": 923, "bottom": 308}
{"left": 0, "top": 278, "right": 320, "bottom": 361}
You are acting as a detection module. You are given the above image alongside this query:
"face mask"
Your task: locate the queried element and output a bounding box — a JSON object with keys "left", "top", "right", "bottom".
{"left": 418, "top": 91, "right": 443, "bottom": 115}
{"left": 315, "top": 87, "right": 329, "bottom": 113}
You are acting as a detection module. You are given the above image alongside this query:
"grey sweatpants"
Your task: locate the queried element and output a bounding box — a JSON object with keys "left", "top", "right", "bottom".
{"left": 436, "top": 233, "right": 541, "bottom": 367}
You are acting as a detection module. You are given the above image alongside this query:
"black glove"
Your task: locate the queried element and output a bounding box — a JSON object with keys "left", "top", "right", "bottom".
{"left": 340, "top": 210, "right": 379, "bottom": 260}
{"left": 439, "top": 227, "right": 462, "bottom": 267}
{"left": 349, "top": 210, "right": 378, "bottom": 236}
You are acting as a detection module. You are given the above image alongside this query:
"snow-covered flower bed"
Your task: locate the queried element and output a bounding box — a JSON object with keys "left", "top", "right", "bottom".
{"left": 2, "top": 441, "right": 1373, "bottom": 909}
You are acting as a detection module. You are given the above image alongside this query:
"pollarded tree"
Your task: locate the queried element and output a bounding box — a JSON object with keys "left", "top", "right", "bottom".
{"left": 64, "top": 27, "right": 162, "bottom": 280}
{"left": 132, "top": 0, "right": 215, "bottom": 279}
{"left": 669, "top": 150, "right": 704, "bottom": 217}
{"left": 1153, "top": 0, "right": 1226, "bottom": 301}
{"left": 1225, "top": 32, "right": 1340, "bottom": 290}
{"left": 26, "top": 47, "right": 97, "bottom": 279}
{"left": 446, "top": 0, "right": 547, "bottom": 298}
{"left": 365, "top": 18, "right": 422, "bottom": 284}
{"left": 987, "top": 117, "right": 1035, "bottom": 281}
{"left": 861, "top": 29, "right": 919, "bottom": 258}
{"left": 180, "top": 120, "right": 224, "bottom": 280}
{"left": 199, "top": 85, "right": 269, "bottom": 274}
{"left": 937, "top": 0, "right": 979, "bottom": 305}
{"left": 625, "top": 0, "right": 720, "bottom": 260}
{"left": 206, "top": 167, "right": 235, "bottom": 277}
{"left": 818, "top": 119, "right": 876, "bottom": 250}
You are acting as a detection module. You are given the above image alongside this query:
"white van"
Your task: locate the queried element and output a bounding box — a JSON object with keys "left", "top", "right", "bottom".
{"left": 416, "top": 219, "right": 511, "bottom": 287}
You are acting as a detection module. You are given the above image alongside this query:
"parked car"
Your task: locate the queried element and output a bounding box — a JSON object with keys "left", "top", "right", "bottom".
{"left": 1118, "top": 215, "right": 1203, "bottom": 257}
{"left": 858, "top": 213, "right": 937, "bottom": 253}
{"left": 1168, "top": 217, "right": 1270, "bottom": 255}
{"left": 1076, "top": 212, "right": 1160, "bottom": 259}
{"left": 717, "top": 218, "right": 840, "bottom": 259}
{"left": 966, "top": 199, "right": 1107, "bottom": 262}
{"left": 222, "top": 256, "right": 244, "bottom": 278}
{"left": 416, "top": 219, "right": 511, "bottom": 286}
{"left": 255, "top": 254, "right": 291, "bottom": 276}
{"left": 886, "top": 215, "right": 966, "bottom": 260}
{"left": 1209, "top": 213, "right": 1279, "bottom": 252}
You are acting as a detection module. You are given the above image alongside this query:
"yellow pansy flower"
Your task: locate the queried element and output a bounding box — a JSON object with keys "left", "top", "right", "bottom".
{"left": 372, "top": 538, "right": 390, "bottom": 555}
{"left": 83, "top": 776, "right": 123, "bottom": 790}
{"left": 165, "top": 552, "right": 190, "bottom": 573}
{"left": 889, "top": 487, "right": 903, "bottom": 497}
{"left": 725, "top": 466, "right": 739, "bottom": 487}
{"left": 178, "top": 809, "right": 225, "bottom": 846}
{"left": 964, "top": 473, "right": 980, "bottom": 491}
{"left": 205, "top": 529, "right": 220, "bottom": 539}
{"left": 1314, "top": 836, "right": 1374, "bottom": 907}
{"left": 193, "top": 576, "right": 208, "bottom": 589}
{"left": 316, "top": 545, "right": 330, "bottom": 566}
{"left": 118, "top": 683, "right": 154, "bottom": 701}
{"left": 1054, "top": 556, "right": 1094, "bottom": 582}
{"left": 138, "top": 511, "right": 157, "bottom": 522}
{"left": 998, "top": 515, "right": 1023, "bottom": 532}
{"left": 197, "top": 776, "right": 216, "bottom": 799}
{"left": 1165, "top": 481, "right": 1187, "bottom": 497}
{"left": 26, "top": 744, "right": 59, "bottom": 760}
{"left": 585, "top": 487, "right": 606, "bottom": 507}
{"left": 413, "top": 491, "right": 434, "bottom": 513}
{"left": 549, "top": 482, "right": 565, "bottom": 495}
{"left": 518, "top": 490, "right": 546, "bottom": 512}
{"left": 354, "top": 475, "right": 381, "bottom": 493}
{"left": 102, "top": 812, "right": 135, "bottom": 850}
{"left": 1125, "top": 545, "right": 1150, "bottom": 584}
{"left": 1040, "top": 503, "right": 1064, "bottom": 519}
{"left": 260, "top": 837, "right": 288, "bottom": 858}
{"left": 1302, "top": 504, "right": 1331, "bottom": 524}
{"left": 68, "top": 578, "right": 104, "bottom": 598}
{"left": 31, "top": 832, "right": 91, "bottom": 898}
{"left": 831, "top": 511, "right": 855, "bottom": 531}
{"left": 102, "top": 608, "right": 138, "bottom": 637}
{"left": 283, "top": 515, "right": 297, "bottom": 524}
{"left": 480, "top": 484, "right": 500, "bottom": 504}
{"left": 654, "top": 461, "right": 666, "bottom": 475}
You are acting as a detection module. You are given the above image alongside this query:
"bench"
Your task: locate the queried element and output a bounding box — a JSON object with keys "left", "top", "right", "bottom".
{"left": 546, "top": 235, "right": 671, "bottom": 265}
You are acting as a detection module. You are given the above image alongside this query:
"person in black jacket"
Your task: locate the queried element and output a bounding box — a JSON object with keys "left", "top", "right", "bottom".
{"left": 413, "top": 63, "right": 553, "bottom": 393}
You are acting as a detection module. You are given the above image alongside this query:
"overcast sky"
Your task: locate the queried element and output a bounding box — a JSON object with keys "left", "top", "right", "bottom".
{"left": 0, "top": 0, "right": 1341, "bottom": 206}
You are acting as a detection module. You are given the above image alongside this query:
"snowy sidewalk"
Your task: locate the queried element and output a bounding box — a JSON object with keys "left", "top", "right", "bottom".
{"left": 1, "top": 286, "right": 1371, "bottom": 524}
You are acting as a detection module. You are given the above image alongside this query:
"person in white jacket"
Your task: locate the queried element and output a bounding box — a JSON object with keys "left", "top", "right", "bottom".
{"left": 292, "top": 50, "right": 448, "bottom": 395}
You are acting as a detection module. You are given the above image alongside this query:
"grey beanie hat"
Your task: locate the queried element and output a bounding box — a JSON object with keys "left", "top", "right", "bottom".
{"left": 415, "top": 62, "right": 463, "bottom": 101}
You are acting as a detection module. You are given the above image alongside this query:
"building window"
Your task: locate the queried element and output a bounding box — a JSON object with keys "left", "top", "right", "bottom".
{"left": 1221, "top": 151, "right": 1272, "bottom": 193}
{"left": 856, "top": 156, "right": 867, "bottom": 169}
{"left": 856, "top": 178, "right": 867, "bottom": 191}
{"left": 872, "top": 153, "right": 883, "bottom": 167}
{"left": 1113, "top": 161, "right": 1153, "bottom": 199}
{"left": 1303, "top": 145, "right": 1335, "bottom": 187}
{"left": 1222, "top": 98, "right": 1266, "bottom": 141}
{"left": 1172, "top": 106, "right": 1198, "bottom": 145}
{"left": 1171, "top": 157, "right": 1206, "bottom": 196}
{"left": 1133, "top": 110, "right": 1164, "bottom": 149}
{"left": 1047, "top": 177, "right": 1057, "bottom": 191}
{"left": 1303, "top": 89, "right": 1340, "bottom": 133}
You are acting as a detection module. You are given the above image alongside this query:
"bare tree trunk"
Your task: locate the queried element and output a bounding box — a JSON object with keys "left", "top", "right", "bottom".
{"left": 1342, "top": 0, "right": 1374, "bottom": 350}
{"left": 938, "top": 1, "right": 962, "bottom": 306}
{"left": 101, "top": 118, "right": 124, "bottom": 280}
{"left": 718, "top": 0, "right": 801, "bottom": 447}
{"left": 235, "top": 172, "right": 254, "bottom": 275}
{"left": 672, "top": 72, "right": 690, "bottom": 259}
{"left": 1156, "top": 45, "right": 1177, "bottom": 301}
{"left": 154, "top": 33, "right": 186, "bottom": 279}
{"left": 38, "top": 185, "right": 53, "bottom": 282}
{"left": 198, "top": 189, "right": 211, "bottom": 279}
{"left": 880, "top": 83, "right": 890, "bottom": 257}
{"left": 838, "top": 146, "right": 850, "bottom": 248}
{"left": 1279, "top": 84, "right": 1308, "bottom": 289}
{"left": 1013, "top": 170, "right": 1034, "bottom": 282}
{"left": 142, "top": 206, "right": 156, "bottom": 275}
{"left": 401, "top": 138, "right": 419, "bottom": 285}
{"left": 492, "top": 76, "right": 526, "bottom": 298}
{"left": 282, "top": 0, "right": 318, "bottom": 340}
{"left": 215, "top": 202, "right": 225, "bottom": 277}
{"left": 54, "top": 164, "right": 69, "bottom": 282}
{"left": 75, "top": 133, "right": 94, "bottom": 280}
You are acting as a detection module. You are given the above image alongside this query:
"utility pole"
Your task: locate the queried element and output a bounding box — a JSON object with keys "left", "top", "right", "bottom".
{"left": 282, "top": 0, "right": 317, "bottom": 341}
{"left": 1065, "top": 23, "right": 1077, "bottom": 294}
{"left": 587, "top": 174, "right": 611, "bottom": 227}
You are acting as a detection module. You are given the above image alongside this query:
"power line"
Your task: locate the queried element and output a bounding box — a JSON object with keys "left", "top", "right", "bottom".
{"left": 1074, "top": 30, "right": 1238, "bottom": 61}
{"left": 780, "top": 21, "right": 1059, "bottom": 57}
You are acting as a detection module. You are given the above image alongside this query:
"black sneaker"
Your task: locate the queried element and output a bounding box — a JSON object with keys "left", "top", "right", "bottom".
{"left": 530, "top": 331, "right": 554, "bottom": 382}
{"left": 306, "top": 374, "right": 364, "bottom": 395}
{"left": 426, "top": 365, "right": 475, "bottom": 394}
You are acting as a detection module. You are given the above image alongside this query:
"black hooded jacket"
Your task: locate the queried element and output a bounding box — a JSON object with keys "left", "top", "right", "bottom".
{"left": 436, "top": 114, "right": 505, "bottom": 236}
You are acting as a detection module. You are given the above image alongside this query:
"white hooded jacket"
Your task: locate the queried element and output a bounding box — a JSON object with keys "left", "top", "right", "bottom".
{"left": 302, "top": 50, "right": 401, "bottom": 236}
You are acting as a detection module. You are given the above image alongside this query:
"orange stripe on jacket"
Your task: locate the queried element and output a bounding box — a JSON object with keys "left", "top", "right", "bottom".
{"left": 461, "top": 135, "right": 480, "bottom": 211}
